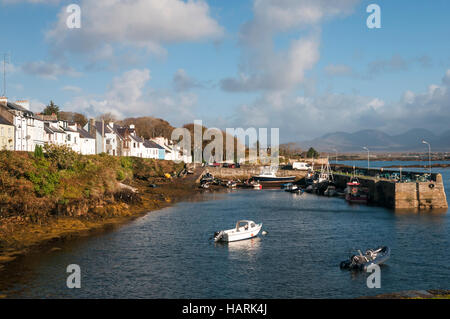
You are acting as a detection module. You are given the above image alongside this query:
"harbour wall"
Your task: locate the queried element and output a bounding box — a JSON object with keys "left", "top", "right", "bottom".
{"left": 332, "top": 173, "right": 448, "bottom": 210}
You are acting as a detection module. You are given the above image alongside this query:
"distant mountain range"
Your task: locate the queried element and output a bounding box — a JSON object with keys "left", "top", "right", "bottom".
{"left": 297, "top": 128, "right": 450, "bottom": 152}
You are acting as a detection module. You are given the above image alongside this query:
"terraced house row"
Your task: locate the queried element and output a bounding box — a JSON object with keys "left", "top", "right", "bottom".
{"left": 0, "top": 97, "right": 192, "bottom": 163}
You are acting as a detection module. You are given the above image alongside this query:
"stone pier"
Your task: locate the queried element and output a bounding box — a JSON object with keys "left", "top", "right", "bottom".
{"left": 332, "top": 168, "right": 448, "bottom": 210}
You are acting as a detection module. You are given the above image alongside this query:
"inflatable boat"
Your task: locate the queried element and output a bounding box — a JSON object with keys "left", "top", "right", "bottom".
{"left": 340, "top": 246, "right": 390, "bottom": 271}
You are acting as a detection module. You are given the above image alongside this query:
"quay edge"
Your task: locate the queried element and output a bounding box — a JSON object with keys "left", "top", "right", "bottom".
{"left": 332, "top": 171, "right": 448, "bottom": 210}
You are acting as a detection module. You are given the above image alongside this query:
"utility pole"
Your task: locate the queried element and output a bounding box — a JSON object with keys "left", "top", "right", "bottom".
{"left": 2, "top": 53, "right": 10, "bottom": 97}
{"left": 363, "top": 146, "right": 370, "bottom": 171}
{"left": 422, "top": 140, "right": 431, "bottom": 177}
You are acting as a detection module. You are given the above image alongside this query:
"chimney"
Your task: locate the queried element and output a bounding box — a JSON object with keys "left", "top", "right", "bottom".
{"left": 15, "top": 100, "right": 30, "bottom": 110}
{"left": 88, "top": 118, "right": 95, "bottom": 136}
{"left": 0, "top": 96, "right": 7, "bottom": 107}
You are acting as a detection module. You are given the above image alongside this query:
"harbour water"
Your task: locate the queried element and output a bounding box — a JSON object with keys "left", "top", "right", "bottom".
{"left": 0, "top": 161, "right": 449, "bottom": 298}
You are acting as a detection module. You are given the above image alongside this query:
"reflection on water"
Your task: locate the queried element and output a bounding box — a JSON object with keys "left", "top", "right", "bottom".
{"left": 216, "top": 237, "right": 263, "bottom": 261}
{"left": 0, "top": 162, "right": 449, "bottom": 298}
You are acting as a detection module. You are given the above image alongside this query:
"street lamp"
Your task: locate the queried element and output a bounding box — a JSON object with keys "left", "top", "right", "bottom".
{"left": 332, "top": 148, "right": 338, "bottom": 164}
{"left": 363, "top": 146, "right": 370, "bottom": 171}
{"left": 422, "top": 140, "right": 431, "bottom": 175}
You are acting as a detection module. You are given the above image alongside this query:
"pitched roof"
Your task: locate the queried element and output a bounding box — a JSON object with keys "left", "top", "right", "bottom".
{"left": 0, "top": 114, "right": 13, "bottom": 126}
{"left": 62, "top": 126, "right": 78, "bottom": 133}
{"left": 94, "top": 121, "right": 113, "bottom": 134}
{"left": 5, "top": 101, "right": 34, "bottom": 117}
{"left": 44, "top": 125, "right": 54, "bottom": 134}
{"left": 77, "top": 126, "right": 94, "bottom": 139}
{"left": 44, "top": 123, "right": 66, "bottom": 134}
{"left": 144, "top": 139, "right": 164, "bottom": 149}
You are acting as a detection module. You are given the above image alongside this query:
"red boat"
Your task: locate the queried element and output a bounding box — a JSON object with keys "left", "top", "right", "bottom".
{"left": 345, "top": 178, "right": 369, "bottom": 204}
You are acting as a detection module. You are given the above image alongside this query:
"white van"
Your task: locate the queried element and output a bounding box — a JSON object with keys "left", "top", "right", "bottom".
{"left": 292, "top": 162, "right": 311, "bottom": 170}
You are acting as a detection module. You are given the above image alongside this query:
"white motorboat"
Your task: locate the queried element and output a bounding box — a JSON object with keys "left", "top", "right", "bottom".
{"left": 214, "top": 220, "right": 262, "bottom": 242}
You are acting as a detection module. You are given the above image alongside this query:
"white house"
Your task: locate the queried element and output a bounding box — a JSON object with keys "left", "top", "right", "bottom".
{"left": 83, "top": 120, "right": 121, "bottom": 155}
{"left": 61, "top": 121, "right": 81, "bottom": 153}
{"left": 77, "top": 126, "right": 96, "bottom": 155}
{"left": 143, "top": 139, "right": 164, "bottom": 159}
{"left": 151, "top": 136, "right": 192, "bottom": 163}
{"left": 0, "top": 98, "right": 45, "bottom": 152}
{"left": 44, "top": 122, "right": 66, "bottom": 146}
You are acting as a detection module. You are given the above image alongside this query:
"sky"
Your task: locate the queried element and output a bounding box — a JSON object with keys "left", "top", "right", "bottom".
{"left": 1, "top": 0, "right": 450, "bottom": 142}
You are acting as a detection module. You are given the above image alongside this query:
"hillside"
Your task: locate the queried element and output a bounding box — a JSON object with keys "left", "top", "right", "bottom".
{"left": 297, "top": 128, "right": 450, "bottom": 152}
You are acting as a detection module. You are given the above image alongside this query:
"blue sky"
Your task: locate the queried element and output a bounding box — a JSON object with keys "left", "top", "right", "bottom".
{"left": 1, "top": 0, "right": 450, "bottom": 142}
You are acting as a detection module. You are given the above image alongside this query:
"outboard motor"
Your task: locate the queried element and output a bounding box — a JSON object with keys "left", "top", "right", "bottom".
{"left": 213, "top": 231, "right": 224, "bottom": 242}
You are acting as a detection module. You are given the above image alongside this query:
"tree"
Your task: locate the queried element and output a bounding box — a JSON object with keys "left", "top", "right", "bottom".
{"left": 42, "top": 101, "right": 60, "bottom": 116}
{"left": 306, "top": 147, "right": 320, "bottom": 159}
{"left": 280, "top": 142, "right": 302, "bottom": 157}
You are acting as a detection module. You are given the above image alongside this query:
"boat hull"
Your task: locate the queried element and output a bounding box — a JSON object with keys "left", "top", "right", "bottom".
{"left": 252, "top": 176, "right": 296, "bottom": 187}
{"left": 220, "top": 224, "right": 262, "bottom": 242}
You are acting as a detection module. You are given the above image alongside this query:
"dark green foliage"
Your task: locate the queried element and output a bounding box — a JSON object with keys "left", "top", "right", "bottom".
{"left": 0, "top": 147, "right": 184, "bottom": 219}
{"left": 34, "top": 145, "right": 44, "bottom": 159}
{"left": 306, "top": 147, "right": 320, "bottom": 159}
{"left": 42, "top": 100, "right": 60, "bottom": 116}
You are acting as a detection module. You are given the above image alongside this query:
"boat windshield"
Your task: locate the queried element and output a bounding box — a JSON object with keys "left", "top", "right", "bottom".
{"left": 236, "top": 220, "right": 251, "bottom": 230}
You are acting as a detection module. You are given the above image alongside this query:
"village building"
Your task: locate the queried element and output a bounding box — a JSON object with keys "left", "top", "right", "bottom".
{"left": 0, "top": 97, "right": 44, "bottom": 152}
{"left": 77, "top": 126, "right": 96, "bottom": 155}
{"left": 0, "top": 114, "right": 15, "bottom": 150}
{"left": 143, "top": 139, "right": 165, "bottom": 159}
{"left": 84, "top": 120, "right": 121, "bottom": 156}
{"left": 151, "top": 136, "right": 192, "bottom": 163}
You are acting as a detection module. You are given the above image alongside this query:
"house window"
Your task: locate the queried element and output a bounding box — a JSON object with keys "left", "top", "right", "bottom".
{"left": 0, "top": 127, "right": 3, "bottom": 137}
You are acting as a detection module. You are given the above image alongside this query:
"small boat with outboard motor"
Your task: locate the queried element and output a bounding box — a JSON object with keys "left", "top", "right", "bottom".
{"left": 226, "top": 180, "right": 237, "bottom": 188}
{"left": 283, "top": 183, "right": 303, "bottom": 194}
{"left": 213, "top": 220, "right": 263, "bottom": 242}
{"left": 340, "top": 246, "right": 390, "bottom": 271}
{"left": 200, "top": 172, "right": 214, "bottom": 183}
{"left": 324, "top": 183, "right": 337, "bottom": 196}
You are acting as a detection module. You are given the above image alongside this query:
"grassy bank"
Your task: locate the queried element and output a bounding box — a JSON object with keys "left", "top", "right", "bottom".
{"left": 0, "top": 146, "right": 193, "bottom": 269}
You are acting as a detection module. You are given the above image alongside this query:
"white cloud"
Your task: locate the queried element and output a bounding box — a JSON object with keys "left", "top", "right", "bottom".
{"left": 64, "top": 68, "right": 198, "bottom": 126}
{"left": 1, "top": 0, "right": 61, "bottom": 4}
{"left": 46, "top": 0, "right": 224, "bottom": 61}
{"left": 221, "top": 35, "right": 320, "bottom": 92}
{"left": 21, "top": 61, "right": 81, "bottom": 80}
{"left": 221, "top": 0, "right": 358, "bottom": 93}
{"left": 173, "top": 69, "right": 202, "bottom": 91}
{"left": 224, "top": 69, "right": 450, "bottom": 141}
{"left": 61, "top": 85, "right": 82, "bottom": 93}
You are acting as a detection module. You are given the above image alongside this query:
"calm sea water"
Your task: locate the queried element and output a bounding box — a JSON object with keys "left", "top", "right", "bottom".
{"left": 0, "top": 161, "right": 449, "bottom": 298}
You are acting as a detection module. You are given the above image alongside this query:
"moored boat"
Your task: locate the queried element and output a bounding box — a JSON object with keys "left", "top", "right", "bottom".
{"left": 214, "top": 220, "right": 262, "bottom": 242}
{"left": 345, "top": 178, "right": 369, "bottom": 204}
{"left": 252, "top": 166, "right": 295, "bottom": 187}
{"left": 284, "top": 183, "right": 303, "bottom": 193}
{"left": 340, "top": 246, "right": 390, "bottom": 271}
{"left": 324, "top": 183, "right": 337, "bottom": 197}
{"left": 226, "top": 180, "right": 237, "bottom": 188}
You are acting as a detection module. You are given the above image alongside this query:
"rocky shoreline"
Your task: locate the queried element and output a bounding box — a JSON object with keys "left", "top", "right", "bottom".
{"left": 0, "top": 170, "right": 214, "bottom": 272}
{"left": 360, "top": 289, "right": 450, "bottom": 299}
